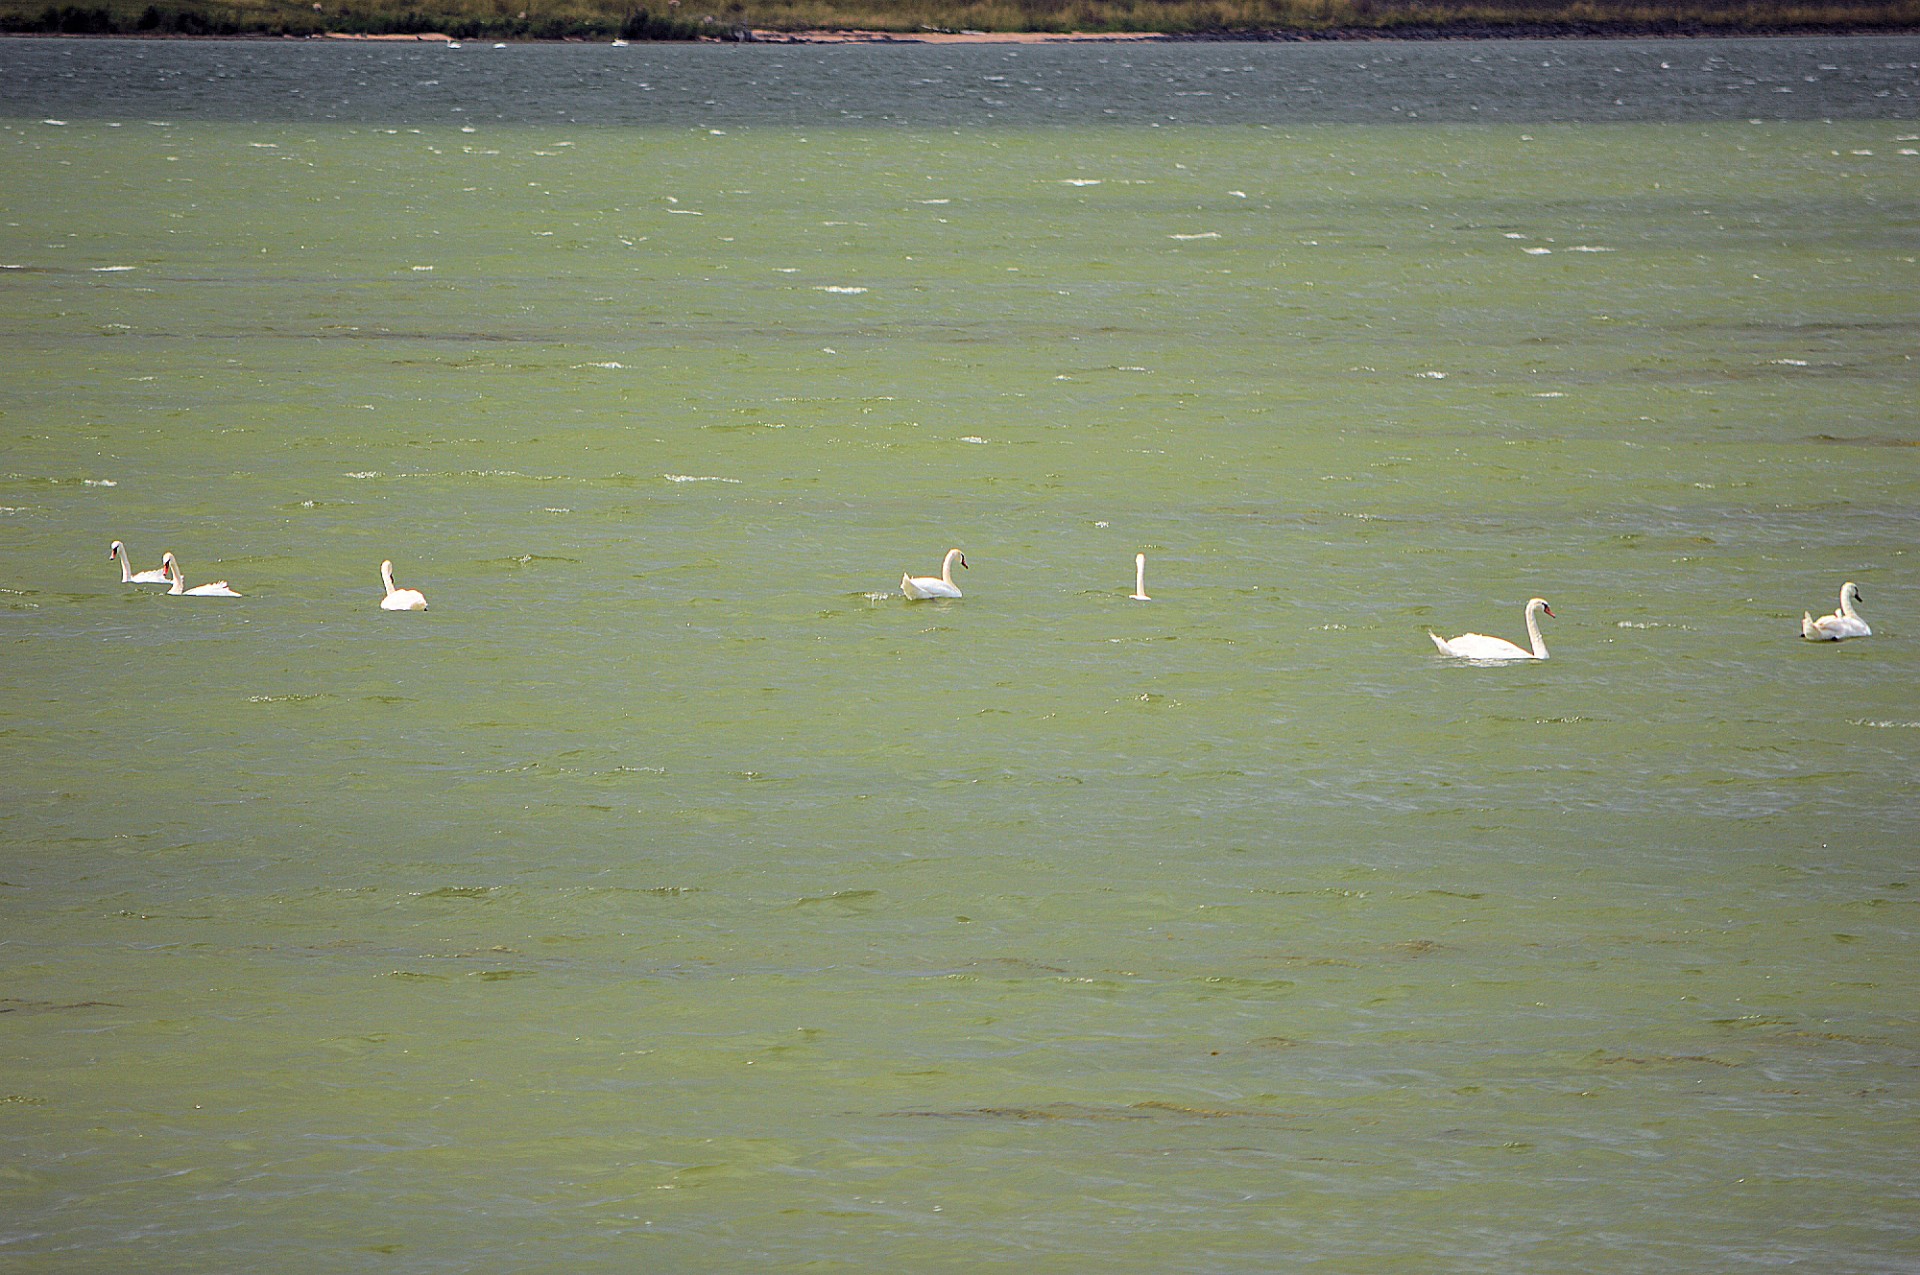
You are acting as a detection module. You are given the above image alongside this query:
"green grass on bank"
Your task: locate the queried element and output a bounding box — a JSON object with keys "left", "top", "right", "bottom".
{"left": 3, "top": 0, "right": 1916, "bottom": 41}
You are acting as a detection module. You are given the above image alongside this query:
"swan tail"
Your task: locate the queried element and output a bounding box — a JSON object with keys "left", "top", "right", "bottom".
{"left": 1427, "top": 630, "right": 1451, "bottom": 654}
{"left": 1801, "top": 612, "right": 1823, "bottom": 640}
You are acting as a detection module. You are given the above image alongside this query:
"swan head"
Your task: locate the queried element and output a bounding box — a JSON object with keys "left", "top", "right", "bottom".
{"left": 945, "top": 548, "right": 968, "bottom": 571}
{"left": 109, "top": 540, "right": 125, "bottom": 559}
{"left": 159, "top": 551, "right": 178, "bottom": 577}
{"left": 1843, "top": 581, "right": 1863, "bottom": 603}
{"left": 1528, "top": 597, "right": 1555, "bottom": 619}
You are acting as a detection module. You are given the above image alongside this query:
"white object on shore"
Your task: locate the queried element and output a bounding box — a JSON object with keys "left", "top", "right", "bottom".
{"left": 1429, "top": 597, "right": 1553, "bottom": 661}
{"left": 110, "top": 540, "right": 171, "bottom": 584}
{"left": 161, "top": 552, "right": 241, "bottom": 597}
{"left": 379, "top": 559, "right": 428, "bottom": 611}
{"left": 1130, "top": 552, "right": 1150, "bottom": 601}
{"left": 902, "top": 548, "right": 966, "bottom": 600}
{"left": 1802, "top": 581, "right": 1869, "bottom": 641}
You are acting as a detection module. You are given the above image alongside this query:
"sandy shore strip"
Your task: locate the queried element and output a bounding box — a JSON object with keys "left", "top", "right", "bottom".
{"left": 316, "top": 27, "right": 1165, "bottom": 42}
{"left": 754, "top": 29, "right": 1169, "bottom": 42}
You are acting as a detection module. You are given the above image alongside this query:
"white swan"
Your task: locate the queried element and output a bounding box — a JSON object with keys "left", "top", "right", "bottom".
{"left": 1802, "top": 581, "right": 1870, "bottom": 641}
{"left": 1130, "top": 552, "right": 1150, "bottom": 601}
{"left": 902, "top": 548, "right": 966, "bottom": 600}
{"left": 379, "top": 559, "right": 428, "bottom": 611}
{"left": 109, "top": 540, "right": 170, "bottom": 584}
{"left": 1429, "top": 597, "right": 1554, "bottom": 661}
{"left": 160, "top": 552, "right": 241, "bottom": 597}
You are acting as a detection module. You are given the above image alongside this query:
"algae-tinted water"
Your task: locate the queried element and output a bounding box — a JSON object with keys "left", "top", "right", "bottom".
{"left": 2, "top": 36, "right": 1917, "bottom": 1274}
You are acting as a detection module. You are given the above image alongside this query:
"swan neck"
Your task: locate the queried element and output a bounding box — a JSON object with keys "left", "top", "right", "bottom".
{"left": 1135, "top": 555, "right": 1146, "bottom": 594}
{"left": 942, "top": 549, "right": 961, "bottom": 586}
{"left": 1840, "top": 586, "right": 1860, "bottom": 620}
{"left": 1525, "top": 602, "right": 1548, "bottom": 659}
{"left": 117, "top": 547, "right": 134, "bottom": 582}
{"left": 381, "top": 561, "right": 397, "bottom": 595}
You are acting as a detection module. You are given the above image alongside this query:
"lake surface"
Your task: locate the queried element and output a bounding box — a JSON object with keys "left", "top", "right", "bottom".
{"left": 3, "top": 34, "right": 1917, "bottom": 1273}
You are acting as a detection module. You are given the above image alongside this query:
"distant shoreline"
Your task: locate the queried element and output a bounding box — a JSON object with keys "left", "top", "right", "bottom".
{"left": 760, "top": 23, "right": 1920, "bottom": 41}
{"left": 5, "top": 23, "right": 1918, "bottom": 42}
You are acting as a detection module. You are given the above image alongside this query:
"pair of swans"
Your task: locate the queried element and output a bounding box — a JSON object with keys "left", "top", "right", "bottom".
{"left": 111, "top": 540, "right": 240, "bottom": 595}
{"left": 1429, "top": 580, "right": 1873, "bottom": 661}
{"left": 902, "top": 549, "right": 1156, "bottom": 602}
{"left": 155, "top": 555, "right": 422, "bottom": 608}
{"left": 1802, "top": 581, "right": 1869, "bottom": 641}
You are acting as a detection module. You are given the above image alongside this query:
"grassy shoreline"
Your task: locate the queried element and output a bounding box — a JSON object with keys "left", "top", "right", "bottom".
{"left": 5, "top": 0, "right": 1917, "bottom": 41}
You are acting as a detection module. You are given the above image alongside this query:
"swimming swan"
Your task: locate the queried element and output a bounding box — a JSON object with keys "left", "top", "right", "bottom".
{"left": 1429, "top": 597, "right": 1554, "bottom": 661}
{"left": 902, "top": 548, "right": 966, "bottom": 600}
{"left": 379, "top": 559, "right": 428, "bottom": 611}
{"left": 109, "top": 540, "right": 170, "bottom": 584}
{"left": 1131, "top": 552, "right": 1150, "bottom": 601}
{"left": 160, "top": 552, "right": 241, "bottom": 597}
{"left": 1802, "top": 581, "right": 1869, "bottom": 641}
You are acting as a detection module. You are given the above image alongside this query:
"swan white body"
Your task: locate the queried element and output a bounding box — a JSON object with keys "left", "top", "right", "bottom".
{"left": 1130, "top": 552, "right": 1150, "bottom": 601}
{"left": 160, "top": 552, "right": 241, "bottom": 597}
{"left": 1802, "top": 581, "right": 1869, "bottom": 641}
{"left": 379, "top": 559, "right": 428, "bottom": 611}
{"left": 1430, "top": 597, "right": 1554, "bottom": 661}
{"left": 902, "top": 548, "right": 966, "bottom": 600}
{"left": 109, "top": 540, "right": 171, "bottom": 584}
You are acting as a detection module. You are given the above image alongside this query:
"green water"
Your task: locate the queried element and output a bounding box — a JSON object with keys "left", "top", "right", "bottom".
{"left": 4, "top": 110, "right": 1918, "bottom": 1271}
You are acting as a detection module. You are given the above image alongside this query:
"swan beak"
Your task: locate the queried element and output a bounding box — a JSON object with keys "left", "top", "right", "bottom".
{"left": 1542, "top": 604, "right": 1556, "bottom": 618}
{"left": 960, "top": 556, "right": 968, "bottom": 570}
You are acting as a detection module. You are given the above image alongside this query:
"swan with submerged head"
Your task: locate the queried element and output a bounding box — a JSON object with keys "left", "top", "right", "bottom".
{"left": 109, "top": 540, "right": 170, "bottom": 584}
{"left": 902, "top": 548, "right": 966, "bottom": 600}
{"left": 1130, "top": 553, "right": 1150, "bottom": 601}
{"left": 1802, "top": 581, "right": 1869, "bottom": 641}
{"left": 160, "top": 552, "right": 241, "bottom": 597}
{"left": 1429, "top": 597, "right": 1554, "bottom": 661}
